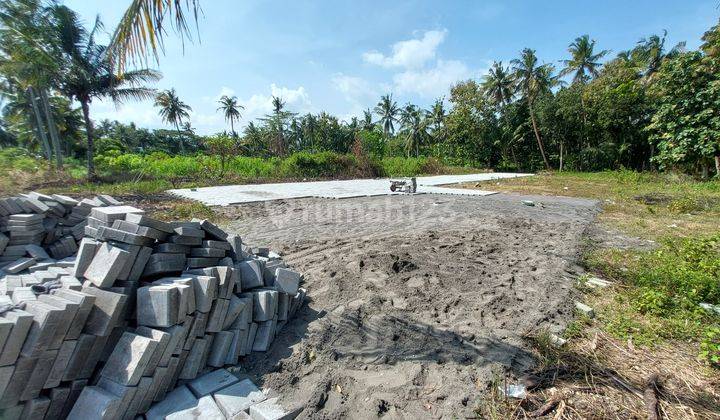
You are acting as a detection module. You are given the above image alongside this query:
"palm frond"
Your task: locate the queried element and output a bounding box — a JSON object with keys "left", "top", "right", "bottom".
{"left": 108, "top": 0, "right": 202, "bottom": 74}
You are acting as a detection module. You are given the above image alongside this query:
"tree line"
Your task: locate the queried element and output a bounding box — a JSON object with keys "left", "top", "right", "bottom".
{"left": 1, "top": 0, "right": 719, "bottom": 180}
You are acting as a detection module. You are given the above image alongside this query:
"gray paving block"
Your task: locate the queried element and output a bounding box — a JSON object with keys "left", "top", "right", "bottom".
{"left": 0, "top": 356, "right": 36, "bottom": 408}
{"left": 101, "top": 332, "right": 158, "bottom": 386}
{"left": 97, "top": 226, "right": 155, "bottom": 246}
{"left": 142, "top": 253, "right": 187, "bottom": 278}
{"left": 213, "top": 378, "right": 266, "bottom": 418}
{"left": 90, "top": 205, "right": 144, "bottom": 223}
{"left": 24, "top": 245, "right": 49, "bottom": 260}
{"left": 263, "top": 260, "right": 287, "bottom": 287}
{"left": 0, "top": 365, "right": 13, "bottom": 397}
{"left": 277, "top": 292, "right": 289, "bottom": 321}
{"left": 189, "top": 275, "right": 218, "bottom": 313}
{"left": 190, "top": 247, "right": 226, "bottom": 258}
{"left": 252, "top": 319, "right": 276, "bottom": 352}
{"left": 83, "top": 243, "right": 130, "bottom": 288}
{"left": 159, "top": 323, "right": 187, "bottom": 357}
{"left": 124, "top": 376, "right": 153, "bottom": 420}
{"left": 187, "top": 368, "right": 239, "bottom": 398}
{"left": 202, "top": 240, "right": 232, "bottom": 251}
{"left": 274, "top": 268, "right": 301, "bottom": 295}
{"left": 193, "top": 219, "right": 228, "bottom": 241}
{"left": 166, "top": 394, "right": 226, "bottom": 420}
{"left": 244, "top": 322, "right": 258, "bottom": 356}
{"left": 224, "top": 294, "right": 247, "bottom": 330}
{"left": 113, "top": 243, "right": 141, "bottom": 281}
{"left": 50, "top": 289, "right": 96, "bottom": 340}
{"left": 128, "top": 245, "right": 153, "bottom": 282}
{"left": 238, "top": 260, "right": 264, "bottom": 290}
{"left": 178, "top": 338, "right": 207, "bottom": 380}
{"left": 187, "top": 257, "right": 220, "bottom": 268}
{"left": 78, "top": 334, "right": 109, "bottom": 379}
{"left": 45, "top": 386, "right": 70, "bottom": 420}
{"left": 5, "top": 257, "right": 37, "bottom": 274}
{"left": 248, "top": 397, "right": 299, "bottom": 420}
{"left": 61, "top": 334, "right": 94, "bottom": 381}
{"left": 206, "top": 298, "right": 229, "bottom": 333}
{"left": 135, "top": 326, "right": 172, "bottom": 371}
{"left": 112, "top": 220, "right": 168, "bottom": 241}
{"left": 21, "top": 349, "right": 56, "bottom": 400}
{"left": 66, "top": 385, "right": 122, "bottom": 420}
{"left": 224, "top": 329, "right": 243, "bottom": 366}
{"left": 215, "top": 266, "right": 236, "bottom": 299}
{"left": 145, "top": 385, "right": 197, "bottom": 420}
{"left": 0, "top": 308, "right": 33, "bottom": 366}
{"left": 20, "top": 395, "right": 50, "bottom": 420}
{"left": 43, "top": 339, "right": 76, "bottom": 389}
{"left": 154, "top": 355, "right": 180, "bottom": 402}
{"left": 81, "top": 286, "right": 128, "bottom": 336}
{"left": 137, "top": 285, "right": 180, "bottom": 327}
{"left": 97, "top": 376, "right": 137, "bottom": 420}
{"left": 252, "top": 290, "right": 278, "bottom": 322}
{"left": 154, "top": 243, "right": 191, "bottom": 254}
{"left": 36, "top": 294, "right": 77, "bottom": 349}
{"left": 125, "top": 213, "right": 175, "bottom": 234}
{"left": 207, "top": 330, "right": 234, "bottom": 368}
{"left": 20, "top": 301, "right": 64, "bottom": 357}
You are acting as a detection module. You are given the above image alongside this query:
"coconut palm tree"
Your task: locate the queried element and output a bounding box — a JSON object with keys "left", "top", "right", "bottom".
{"left": 51, "top": 5, "right": 160, "bottom": 180}
{"left": 512, "top": 48, "right": 557, "bottom": 170}
{"left": 361, "top": 108, "right": 375, "bottom": 131}
{"left": 217, "top": 95, "right": 243, "bottom": 136}
{"left": 560, "top": 35, "right": 609, "bottom": 84}
{"left": 374, "top": 94, "right": 399, "bottom": 138}
{"left": 155, "top": 88, "right": 192, "bottom": 153}
{"left": 109, "top": 0, "right": 202, "bottom": 73}
{"left": 482, "top": 61, "right": 515, "bottom": 106}
{"left": 399, "top": 103, "right": 428, "bottom": 157}
{"left": 631, "top": 30, "right": 685, "bottom": 79}
{"left": 426, "top": 98, "right": 446, "bottom": 142}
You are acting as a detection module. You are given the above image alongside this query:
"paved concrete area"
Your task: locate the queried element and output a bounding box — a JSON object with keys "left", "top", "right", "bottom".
{"left": 167, "top": 173, "right": 533, "bottom": 206}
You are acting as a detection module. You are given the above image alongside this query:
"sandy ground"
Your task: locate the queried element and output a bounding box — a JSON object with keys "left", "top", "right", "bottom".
{"left": 216, "top": 192, "right": 600, "bottom": 419}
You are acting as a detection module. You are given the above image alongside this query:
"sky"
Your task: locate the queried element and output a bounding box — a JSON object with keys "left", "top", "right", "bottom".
{"left": 64, "top": 0, "right": 718, "bottom": 135}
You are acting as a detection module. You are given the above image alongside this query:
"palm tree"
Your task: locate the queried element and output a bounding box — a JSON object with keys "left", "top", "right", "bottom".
{"left": 361, "top": 108, "right": 374, "bottom": 131}
{"left": 374, "top": 94, "right": 399, "bottom": 138}
{"left": 632, "top": 30, "right": 685, "bottom": 79}
{"left": 427, "top": 98, "right": 446, "bottom": 142}
{"left": 217, "top": 95, "right": 243, "bottom": 136}
{"left": 511, "top": 48, "right": 557, "bottom": 170}
{"left": 399, "top": 103, "right": 428, "bottom": 157}
{"left": 155, "top": 88, "right": 192, "bottom": 153}
{"left": 482, "top": 61, "right": 515, "bottom": 106}
{"left": 109, "top": 0, "right": 202, "bottom": 73}
{"left": 560, "top": 35, "right": 609, "bottom": 84}
{"left": 52, "top": 5, "right": 160, "bottom": 180}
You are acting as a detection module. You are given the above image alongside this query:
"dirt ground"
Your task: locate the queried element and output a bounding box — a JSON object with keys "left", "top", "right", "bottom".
{"left": 212, "top": 192, "right": 600, "bottom": 419}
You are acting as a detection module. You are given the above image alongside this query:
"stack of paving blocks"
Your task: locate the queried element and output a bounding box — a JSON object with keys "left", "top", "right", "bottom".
{"left": 0, "top": 192, "right": 306, "bottom": 419}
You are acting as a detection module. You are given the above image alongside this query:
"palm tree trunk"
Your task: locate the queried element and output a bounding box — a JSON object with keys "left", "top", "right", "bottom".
{"left": 715, "top": 155, "right": 720, "bottom": 178}
{"left": 80, "top": 99, "right": 97, "bottom": 181}
{"left": 40, "top": 89, "right": 63, "bottom": 168}
{"left": 27, "top": 87, "right": 52, "bottom": 162}
{"left": 559, "top": 141, "right": 564, "bottom": 172}
{"left": 529, "top": 102, "right": 552, "bottom": 170}
{"left": 230, "top": 119, "right": 235, "bottom": 137}
{"left": 176, "top": 123, "right": 185, "bottom": 153}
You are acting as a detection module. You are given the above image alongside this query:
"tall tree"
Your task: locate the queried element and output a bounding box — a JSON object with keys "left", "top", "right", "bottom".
{"left": 399, "top": 103, "right": 429, "bottom": 157}
{"left": 631, "top": 30, "right": 686, "bottom": 79}
{"left": 427, "top": 98, "right": 447, "bottom": 142}
{"left": 217, "top": 95, "right": 243, "bottom": 136}
{"left": 482, "top": 61, "right": 515, "bottom": 106}
{"left": 361, "top": 108, "right": 374, "bottom": 131}
{"left": 52, "top": 5, "right": 160, "bottom": 180}
{"left": 560, "top": 35, "right": 609, "bottom": 84}
{"left": 155, "top": 88, "right": 192, "bottom": 153}
{"left": 512, "top": 48, "right": 557, "bottom": 170}
{"left": 374, "top": 94, "right": 399, "bottom": 138}
{"left": 109, "top": 0, "right": 202, "bottom": 73}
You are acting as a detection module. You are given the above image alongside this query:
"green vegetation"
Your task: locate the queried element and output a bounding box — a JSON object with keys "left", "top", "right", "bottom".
{"left": 3, "top": 0, "right": 720, "bottom": 182}
{"left": 0, "top": 147, "right": 473, "bottom": 195}
{"left": 478, "top": 171, "right": 720, "bottom": 367}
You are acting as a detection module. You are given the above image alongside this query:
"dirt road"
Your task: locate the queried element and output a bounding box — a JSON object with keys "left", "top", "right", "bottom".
{"left": 217, "top": 192, "right": 599, "bottom": 419}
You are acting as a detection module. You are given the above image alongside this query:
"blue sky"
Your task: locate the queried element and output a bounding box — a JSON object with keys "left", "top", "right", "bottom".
{"left": 65, "top": 0, "right": 717, "bottom": 135}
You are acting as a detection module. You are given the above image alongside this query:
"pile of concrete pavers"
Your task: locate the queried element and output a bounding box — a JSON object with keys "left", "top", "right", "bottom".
{"left": 0, "top": 192, "right": 306, "bottom": 419}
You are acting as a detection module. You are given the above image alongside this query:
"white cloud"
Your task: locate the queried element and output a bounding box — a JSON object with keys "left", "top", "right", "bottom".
{"left": 331, "top": 74, "right": 379, "bottom": 122}
{"left": 362, "top": 29, "right": 447, "bottom": 69}
{"left": 89, "top": 99, "right": 161, "bottom": 128}
{"left": 393, "top": 59, "right": 473, "bottom": 98}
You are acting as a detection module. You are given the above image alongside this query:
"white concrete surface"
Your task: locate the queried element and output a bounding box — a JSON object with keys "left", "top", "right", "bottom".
{"left": 167, "top": 173, "right": 532, "bottom": 206}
